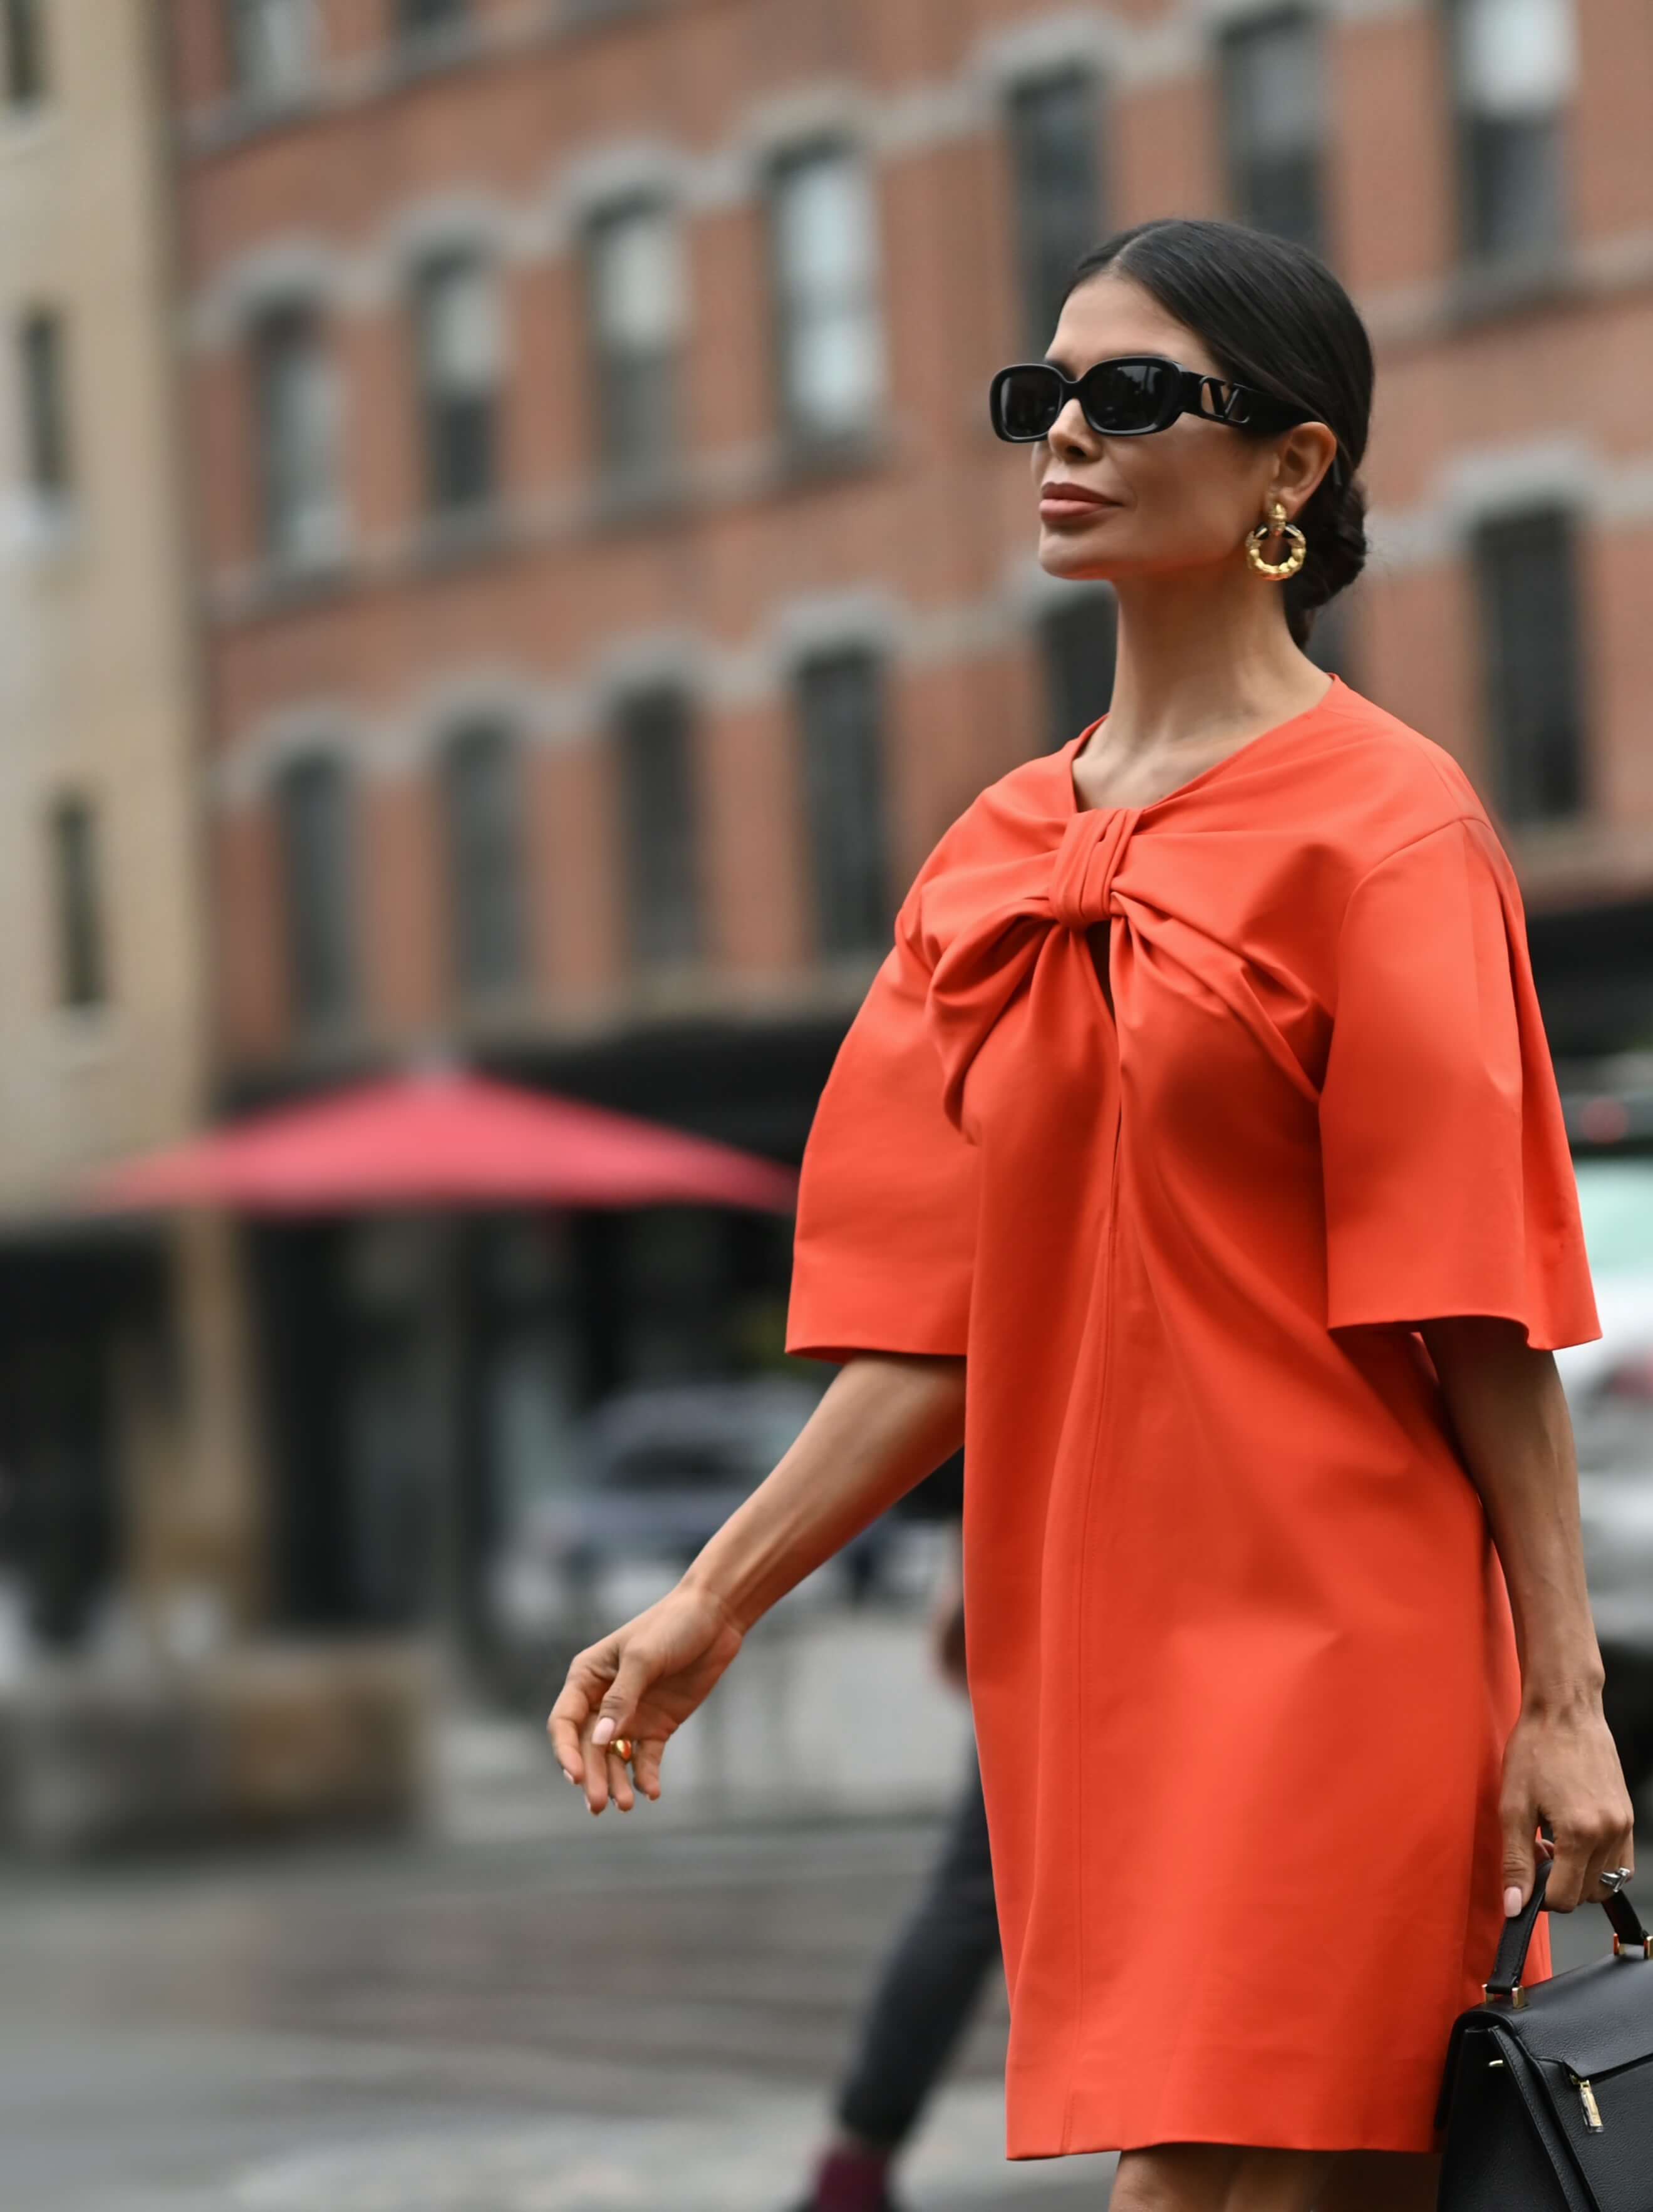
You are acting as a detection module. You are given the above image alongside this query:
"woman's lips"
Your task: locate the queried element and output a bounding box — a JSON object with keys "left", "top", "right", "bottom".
{"left": 1039, "top": 490, "right": 1119, "bottom": 522}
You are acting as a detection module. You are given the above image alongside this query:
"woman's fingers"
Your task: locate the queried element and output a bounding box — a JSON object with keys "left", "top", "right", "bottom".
{"left": 606, "top": 1742, "right": 636, "bottom": 1812}
{"left": 580, "top": 1735, "right": 655, "bottom": 1816}
{"left": 1547, "top": 1836, "right": 1592, "bottom": 1913}
{"left": 1549, "top": 1818, "right": 1629, "bottom": 1911}
{"left": 547, "top": 1636, "right": 618, "bottom": 1784}
{"left": 547, "top": 1688, "right": 588, "bottom": 1785}
{"left": 633, "top": 1738, "right": 665, "bottom": 1801}
{"left": 591, "top": 1640, "right": 661, "bottom": 1752}
{"left": 1583, "top": 1829, "right": 1635, "bottom": 1904}
{"left": 1500, "top": 1802, "right": 1540, "bottom": 1916}
{"left": 580, "top": 1712, "right": 614, "bottom": 1815}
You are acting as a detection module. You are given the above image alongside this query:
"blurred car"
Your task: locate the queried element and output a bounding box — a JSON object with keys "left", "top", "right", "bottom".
{"left": 517, "top": 1374, "right": 893, "bottom": 1627}
{"left": 1557, "top": 1157, "right": 1653, "bottom": 1804}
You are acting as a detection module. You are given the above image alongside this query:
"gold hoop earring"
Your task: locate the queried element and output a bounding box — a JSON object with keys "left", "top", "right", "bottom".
{"left": 1245, "top": 497, "right": 1307, "bottom": 581}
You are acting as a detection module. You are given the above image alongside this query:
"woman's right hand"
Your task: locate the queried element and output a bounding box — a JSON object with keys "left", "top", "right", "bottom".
{"left": 547, "top": 1579, "right": 746, "bottom": 1815}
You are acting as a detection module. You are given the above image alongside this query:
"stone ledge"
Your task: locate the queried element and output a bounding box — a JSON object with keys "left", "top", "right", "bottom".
{"left": 0, "top": 1639, "right": 435, "bottom": 1858}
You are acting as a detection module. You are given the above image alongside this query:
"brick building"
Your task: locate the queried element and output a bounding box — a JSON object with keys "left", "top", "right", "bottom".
{"left": 159, "top": 0, "right": 1653, "bottom": 1639}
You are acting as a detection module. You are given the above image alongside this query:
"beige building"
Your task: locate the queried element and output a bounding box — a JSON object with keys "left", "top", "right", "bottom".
{"left": 0, "top": 0, "right": 255, "bottom": 1674}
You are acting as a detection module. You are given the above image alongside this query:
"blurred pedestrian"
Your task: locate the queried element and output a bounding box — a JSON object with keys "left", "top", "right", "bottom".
{"left": 785, "top": 1527, "right": 999, "bottom": 2212}
{"left": 552, "top": 215, "right": 1632, "bottom": 2212}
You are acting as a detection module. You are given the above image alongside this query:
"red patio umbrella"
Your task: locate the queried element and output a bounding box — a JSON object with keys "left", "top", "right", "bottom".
{"left": 85, "top": 1068, "right": 799, "bottom": 1216}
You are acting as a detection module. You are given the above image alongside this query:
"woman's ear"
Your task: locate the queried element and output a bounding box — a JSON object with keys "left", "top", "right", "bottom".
{"left": 1274, "top": 418, "right": 1336, "bottom": 517}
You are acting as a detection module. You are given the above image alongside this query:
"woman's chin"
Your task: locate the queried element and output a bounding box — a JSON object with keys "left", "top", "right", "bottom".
{"left": 1039, "top": 539, "right": 1114, "bottom": 582}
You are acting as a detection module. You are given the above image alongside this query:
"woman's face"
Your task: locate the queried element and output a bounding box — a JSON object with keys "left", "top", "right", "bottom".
{"left": 1028, "top": 273, "right": 1335, "bottom": 587}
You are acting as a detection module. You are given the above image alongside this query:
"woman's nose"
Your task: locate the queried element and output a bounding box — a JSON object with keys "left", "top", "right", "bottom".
{"left": 1049, "top": 398, "right": 1096, "bottom": 454}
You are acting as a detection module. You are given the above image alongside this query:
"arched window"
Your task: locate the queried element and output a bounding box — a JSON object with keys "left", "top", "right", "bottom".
{"left": 228, "top": 0, "right": 315, "bottom": 101}
{"left": 1471, "top": 504, "right": 1586, "bottom": 824}
{"left": 764, "top": 142, "right": 886, "bottom": 447}
{"left": 1445, "top": 0, "right": 1575, "bottom": 266}
{"left": 440, "top": 721, "right": 525, "bottom": 1000}
{"left": 1005, "top": 70, "right": 1103, "bottom": 353}
{"left": 1216, "top": 10, "right": 1325, "bottom": 256}
{"left": 396, "top": 0, "right": 467, "bottom": 39}
{"left": 795, "top": 646, "right": 892, "bottom": 956}
{"left": 613, "top": 686, "right": 700, "bottom": 970}
{"left": 48, "top": 795, "right": 106, "bottom": 1010}
{"left": 18, "top": 306, "right": 72, "bottom": 512}
{"left": 413, "top": 251, "right": 500, "bottom": 517}
{"left": 251, "top": 305, "right": 344, "bottom": 566}
{"left": 277, "top": 753, "right": 355, "bottom": 1032}
{"left": 583, "top": 195, "right": 685, "bottom": 494}
{"left": 4, "top": 0, "right": 48, "bottom": 108}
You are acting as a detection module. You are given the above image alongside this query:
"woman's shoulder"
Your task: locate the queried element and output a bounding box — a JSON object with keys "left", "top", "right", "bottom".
{"left": 1298, "top": 680, "right": 1500, "bottom": 877}
{"left": 897, "top": 743, "right": 1077, "bottom": 909}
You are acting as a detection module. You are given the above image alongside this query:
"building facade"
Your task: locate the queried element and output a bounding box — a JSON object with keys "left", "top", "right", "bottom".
{"left": 0, "top": 0, "right": 262, "bottom": 1669}
{"left": 159, "top": 0, "right": 1653, "bottom": 1637}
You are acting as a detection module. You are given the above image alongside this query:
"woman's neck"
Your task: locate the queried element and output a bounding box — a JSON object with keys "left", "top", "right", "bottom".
{"left": 1099, "top": 575, "right": 1327, "bottom": 758}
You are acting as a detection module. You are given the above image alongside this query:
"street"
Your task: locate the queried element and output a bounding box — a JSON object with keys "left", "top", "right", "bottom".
{"left": 3, "top": 1786, "right": 1114, "bottom": 2212}
{"left": 3, "top": 1757, "right": 1612, "bottom": 2212}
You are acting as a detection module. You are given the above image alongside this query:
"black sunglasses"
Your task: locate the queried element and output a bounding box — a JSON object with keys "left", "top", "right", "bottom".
{"left": 989, "top": 354, "right": 1342, "bottom": 483}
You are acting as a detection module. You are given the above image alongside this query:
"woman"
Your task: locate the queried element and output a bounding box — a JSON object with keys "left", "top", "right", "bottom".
{"left": 551, "top": 217, "right": 1634, "bottom": 2211}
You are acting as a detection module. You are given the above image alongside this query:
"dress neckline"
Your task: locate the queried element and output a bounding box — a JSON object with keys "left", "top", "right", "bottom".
{"left": 1064, "top": 671, "right": 1345, "bottom": 818}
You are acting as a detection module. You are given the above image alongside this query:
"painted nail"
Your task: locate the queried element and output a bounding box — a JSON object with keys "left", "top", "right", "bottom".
{"left": 592, "top": 1717, "right": 616, "bottom": 1747}
{"left": 1504, "top": 1886, "right": 1523, "bottom": 1916}
{"left": 561, "top": 1769, "right": 577, "bottom": 1786}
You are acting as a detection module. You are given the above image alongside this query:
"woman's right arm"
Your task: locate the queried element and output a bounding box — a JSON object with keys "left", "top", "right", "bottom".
{"left": 547, "top": 1350, "right": 966, "bottom": 1816}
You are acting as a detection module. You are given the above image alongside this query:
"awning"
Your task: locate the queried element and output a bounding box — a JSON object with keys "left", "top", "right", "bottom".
{"left": 84, "top": 1069, "right": 799, "bottom": 1216}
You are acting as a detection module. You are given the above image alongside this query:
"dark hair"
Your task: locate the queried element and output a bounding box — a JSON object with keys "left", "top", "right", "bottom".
{"left": 1061, "top": 217, "right": 1374, "bottom": 651}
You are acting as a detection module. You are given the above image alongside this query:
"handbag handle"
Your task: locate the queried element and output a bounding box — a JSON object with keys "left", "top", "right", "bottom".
{"left": 1485, "top": 1854, "right": 1653, "bottom": 2003}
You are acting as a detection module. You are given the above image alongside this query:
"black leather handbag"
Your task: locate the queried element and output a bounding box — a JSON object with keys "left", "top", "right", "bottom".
{"left": 1436, "top": 1855, "right": 1653, "bottom": 2211}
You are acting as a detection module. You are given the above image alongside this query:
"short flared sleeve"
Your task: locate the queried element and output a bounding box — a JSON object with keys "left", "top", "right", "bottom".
{"left": 785, "top": 876, "right": 979, "bottom": 1365}
{"left": 1319, "top": 814, "right": 1600, "bottom": 1350}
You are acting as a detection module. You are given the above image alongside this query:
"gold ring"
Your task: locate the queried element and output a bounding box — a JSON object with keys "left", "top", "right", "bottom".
{"left": 610, "top": 1737, "right": 633, "bottom": 1762}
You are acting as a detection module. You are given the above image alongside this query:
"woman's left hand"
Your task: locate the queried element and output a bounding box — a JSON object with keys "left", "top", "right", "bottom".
{"left": 1500, "top": 1695, "right": 1635, "bottom": 1915}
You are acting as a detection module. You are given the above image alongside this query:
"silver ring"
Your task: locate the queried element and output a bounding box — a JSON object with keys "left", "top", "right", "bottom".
{"left": 1600, "top": 1867, "right": 1634, "bottom": 1894}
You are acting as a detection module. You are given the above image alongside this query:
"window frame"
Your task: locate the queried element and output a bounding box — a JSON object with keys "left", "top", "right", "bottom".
{"left": 276, "top": 753, "right": 357, "bottom": 1035}
{"left": 581, "top": 191, "right": 685, "bottom": 497}
{"left": 794, "top": 645, "right": 894, "bottom": 959}
{"left": 251, "top": 302, "right": 346, "bottom": 569}
{"left": 228, "top": 0, "right": 318, "bottom": 105}
{"left": 394, "top": 0, "right": 470, "bottom": 42}
{"left": 18, "top": 304, "right": 72, "bottom": 510}
{"left": 3, "top": 0, "right": 48, "bottom": 110}
{"left": 1003, "top": 67, "right": 1104, "bottom": 356}
{"left": 613, "top": 685, "right": 702, "bottom": 974}
{"left": 1441, "top": 0, "right": 1574, "bottom": 271}
{"left": 412, "top": 249, "right": 501, "bottom": 520}
{"left": 48, "top": 795, "right": 108, "bottom": 1013}
{"left": 1469, "top": 501, "right": 1588, "bottom": 827}
{"left": 1215, "top": 7, "right": 1326, "bottom": 256}
{"left": 763, "top": 137, "right": 887, "bottom": 455}
{"left": 440, "top": 719, "right": 527, "bottom": 1004}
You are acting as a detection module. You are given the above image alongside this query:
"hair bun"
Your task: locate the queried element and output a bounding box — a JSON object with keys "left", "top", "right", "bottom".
{"left": 1286, "top": 467, "right": 1368, "bottom": 641}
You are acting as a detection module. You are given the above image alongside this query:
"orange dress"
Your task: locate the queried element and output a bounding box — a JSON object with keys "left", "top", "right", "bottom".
{"left": 784, "top": 673, "right": 1602, "bottom": 2158}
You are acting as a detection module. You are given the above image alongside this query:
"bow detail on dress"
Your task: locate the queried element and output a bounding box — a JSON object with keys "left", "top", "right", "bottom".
{"left": 924, "top": 807, "right": 1145, "bottom": 1133}
{"left": 1047, "top": 806, "right": 1142, "bottom": 930}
